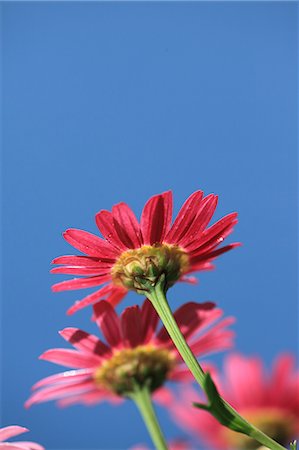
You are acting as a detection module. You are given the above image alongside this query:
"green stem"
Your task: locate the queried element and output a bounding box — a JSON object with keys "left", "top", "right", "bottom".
{"left": 146, "top": 279, "right": 286, "bottom": 450}
{"left": 131, "top": 385, "right": 168, "bottom": 450}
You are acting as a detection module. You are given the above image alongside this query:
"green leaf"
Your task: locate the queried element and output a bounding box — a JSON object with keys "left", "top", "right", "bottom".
{"left": 290, "top": 441, "right": 297, "bottom": 450}
{"left": 193, "top": 373, "right": 253, "bottom": 435}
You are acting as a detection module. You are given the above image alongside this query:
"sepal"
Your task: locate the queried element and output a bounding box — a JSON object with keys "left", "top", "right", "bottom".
{"left": 193, "top": 372, "right": 253, "bottom": 435}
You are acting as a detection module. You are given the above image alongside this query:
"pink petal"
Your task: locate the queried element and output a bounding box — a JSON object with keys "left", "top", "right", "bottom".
{"left": 190, "top": 322, "right": 235, "bottom": 357}
{"left": 165, "top": 190, "right": 203, "bottom": 243}
{"left": 179, "top": 194, "right": 218, "bottom": 247}
{"left": 95, "top": 210, "right": 127, "bottom": 250}
{"left": 186, "top": 213, "right": 238, "bottom": 253}
{"left": 112, "top": 202, "right": 142, "bottom": 248}
{"left": 93, "top": 301, "right": 122, "bottom": 347}
{"left": 31, "top": 369, "right": 93, "bottom": 391}
{"left": 0, "top": 427, "right": 28, "bottom": 442}
{"left": 51, "top": 266, "right": 111, "bottom": 276}
{"left": 0, "top": 445, "right": 33, "bottom": 450}
{"left": 153, "top": 387, "right": 174, "bottom": 406}
{"left": 63, "top": 229, "right": 118, "bottom": 259}
{"left": 141, "top": 191, "right": 173, "bottom": 245}
{"left": 105, "top": 286, "right": 127, "bottom": 307}
{"left": 52, "top": 274, "right": 111, "bottom": 292}
{"left": 39, "top": 349, "right": 100, "bottom": 368}
{"left": 66, "top": 285, "right": 114, "bottom": 315}
{"left": 59, "top": 328, "right": 111, "bottom": 358}
{"left": 156, "top": 302, "right": 217, "bottom": 344}
{"left": 4, "top": 442, "right": 44, "bottom": 450}
{"left": 121, "top": 305, "right": 143, "bottom": 347}
{"left": 191, "top": 243, "right": 241, "bottom": 263}
{"left": 25, "top": 380, "right": 94, "bottom": 408}
{"left": 140, "top": 299, "right": 159, "bottom": 343}
{"left": 52, "top": 255, "right": 112, "bottom": 267}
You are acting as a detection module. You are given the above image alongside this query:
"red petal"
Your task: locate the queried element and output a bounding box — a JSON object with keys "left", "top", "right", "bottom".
{"left": 157, "top": 302, "right": 217, "bottom": 344}
{"left": 95, "top": 210, "right": 127, "bottom": 250}
{"left": 140, "top": 299, "right": 159, "bottom": 343}
{"left": 93, "top": 301, "right": 122, "bottom": 347}
{"left": 63, "top": 229, "right": 118, "bottom": 259}
{"left": 141, "top": 191, "right": 173, "bottom": 245}
{"left": 31, "top": 369, "right": 93, "bottom": 391}
{"left": 25, "top": 380, "right": 94, "bottom": 408}
{"left": 121, "top": 305, "right": 143, "bottom": 347}
{"left": 0, "top": 427, "right": 28, "bottom": 441}
{"left": 51, "top": 266, "right": 111, "bottom": 276}
{"left": 59, "top": 328, "right": 111, "bottom": 358}
{"left": 165, "top": 190, "right": 203, "bottom": 243}
{"left": 112, "top": 202, "right": 142, "bottom": 248}
{"left": 39, "top": 349, "right": 100, "bottom": 368}
{"left": 179, "top": 194, "right": 218, "bottom": 246}
{"left": 105, "top": 287, "right": 127, "bottom": 307}
{"left": 52, "top": 274, "right": 111, "bottom": 292}
{"left": 52, "top": 255, "right": 112, "bottom": 267}
{"left": 66, "top": 285, "right": 114, "bottom": 315}
{"left": 186, "top": 213, "right": 238, "bottom": 252}
{"left": 191, "top": 243, "right": 241, "bottom": 262}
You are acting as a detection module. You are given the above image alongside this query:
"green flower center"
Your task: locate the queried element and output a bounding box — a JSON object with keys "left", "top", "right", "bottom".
{"left": 224, "top": 409, "right": 297, "bottom": 449}
{"left": 93, "top": 345, "right": 176, "bottom": 396}
{"left": 111, "top": 244, "right": 189, "bottom": 292}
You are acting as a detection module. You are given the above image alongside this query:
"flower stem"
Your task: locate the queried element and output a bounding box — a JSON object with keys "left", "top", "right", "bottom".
{"left": 131, "top": 385, "right": 168, "bottom": 450}
{"left": 146, "top": 277, "right": 286, "bottom": 450}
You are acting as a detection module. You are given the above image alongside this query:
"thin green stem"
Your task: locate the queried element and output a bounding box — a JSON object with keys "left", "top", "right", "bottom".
{"left": 146, "top": 279, "right": 286, "bottom": 450}
{"left": 131, "top": 386, "right": 168, "bottom": 450}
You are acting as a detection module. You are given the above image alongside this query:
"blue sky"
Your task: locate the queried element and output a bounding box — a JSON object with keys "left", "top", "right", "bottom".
{"left": 2, "top": 2, "right": 297, "bottom": 449}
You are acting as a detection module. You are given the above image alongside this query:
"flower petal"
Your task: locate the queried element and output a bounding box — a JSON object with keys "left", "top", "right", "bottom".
{"left": 112, "top": 202, "right": 142, "bottom": 248}
{"left": 52, "top": 274, "right": 111, "bottom": 292}
{"left": 66, "top": 285, "right": 114, "bottom": 315}
{"left": 25, "top": 380, "right": 94, "bottom": 408}
{"left": 95, "top": 210, "right": 127, "bottom": 250}
{"left": 0, "top": 427, "right": 28, "bottom": 442}
{"left": 140, "top": 299, "right": 159, "bottom": 343}
{"left": 3, "top": 442, "right": 44, "bottom": 450}
{"left": 39, "top": 349, "right": 100, "bottom": 368}
{"left": 59, "top": 328, "right": 111, "bottom": 358}
{"left": 63, "top": 229, "right": 118, "bottom": 259}
{"left": 179, "top": 194, "right": 218, "bottom": 246}
{"left": 156, "top": 302, "right": 217, "bottom": 344}
{"left": 31, "top": 369, "right": 93, "bottom": 391}
{"left": 141, "top": 191, "right": 173, "bottom": 245}
{"left": 51, "top": 266, "right": 111, "bottom": 276}
{"left": 165, "top": 190, "right": 203, "bottom": 243}
{"left": 52, "top": 255, "right": 111, "bottom": 267}
{"left": 121, "top": 305, "right": 143, "bottom": 347}
{"left": 93, "top": 301, "right": 122, "bottom": 347}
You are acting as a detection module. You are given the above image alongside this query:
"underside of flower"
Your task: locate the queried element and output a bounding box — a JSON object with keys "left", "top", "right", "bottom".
{"left": 93, "top": 345, "right": 176, "bottom": 396}
{"left": 224, "top": 409, "right": 297, "bottom": 449}
{"left": 111, "top": 244, "right": 190, "bottom": 292}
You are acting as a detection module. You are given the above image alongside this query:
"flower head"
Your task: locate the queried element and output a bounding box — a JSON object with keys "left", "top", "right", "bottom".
{"left": 52, "top": 190, "right": 239, "bottom": 314}
{"left": 0, "top": 426, "right": 44, "bottom": 450}
{"left": 26, "top": 299, "right": 234, "bottom": 407}
{"left": 170, "top": 353, "right": 299, "bottom": 449}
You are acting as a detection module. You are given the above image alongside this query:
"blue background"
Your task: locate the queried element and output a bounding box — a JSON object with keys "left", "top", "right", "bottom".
{"left": 2, "top": 2, "right": 297, "bottom": 449}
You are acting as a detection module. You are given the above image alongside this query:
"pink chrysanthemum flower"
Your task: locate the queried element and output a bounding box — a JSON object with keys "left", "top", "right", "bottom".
{"left": 26, "top": 299, "right": 234, "bottom": 407}
{"left": 52, "top": 190, "right": 239, "bottom": 314}
{"left": 170, "top": 353, "right": 299, "bottom": 450}
{"left": 0, "top": 426, "right": 44, "bottom": 450}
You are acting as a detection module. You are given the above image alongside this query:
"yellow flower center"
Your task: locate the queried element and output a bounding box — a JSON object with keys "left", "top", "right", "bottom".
{"left": 224, "top": 409, "right": 297, "bottom": 449}
{"left": 111, "top": 244, "right": 190, "bottom": 292}
{"left": 93, "top": 345, "right": 176, "bottom": 396}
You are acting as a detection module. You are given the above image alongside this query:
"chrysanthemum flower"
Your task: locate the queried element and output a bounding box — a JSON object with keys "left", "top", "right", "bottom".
{"left": 132, "top": 439, "right": 191, "bottom": 450}
{"left": 26, "top": 299, "right": 234, "bottom": 407}
{"left": 0, "top": 426, "right": 44, "bottom": 450}
{"left": 52, "top": 190, "right": 239, "bottom": 314}
{"left": 170, "top": 353, "right": 299, "bottom": 450}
